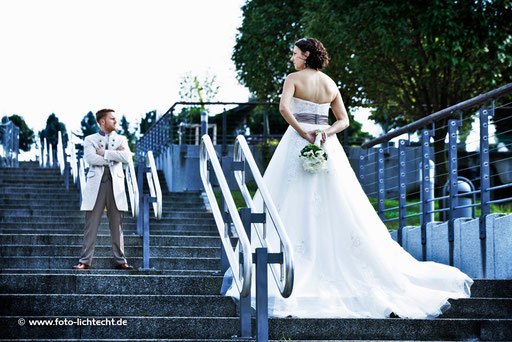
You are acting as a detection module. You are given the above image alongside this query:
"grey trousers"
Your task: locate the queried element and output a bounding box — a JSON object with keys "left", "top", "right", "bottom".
{"left": 79, "top": 169, "right": 127, "bottom": 267}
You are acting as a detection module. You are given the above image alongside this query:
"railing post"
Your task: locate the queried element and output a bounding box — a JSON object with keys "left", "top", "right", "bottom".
{"left": 263, "top": 110, "right": 269, "bottom": 143}
{"left": 170, "top": 108, "right": 174, "bottom": 145}
{"left": 447, "top": 119, "right": 461, "bottom": 265}
{"left": 142, "top": 194, "right": 151, "bottom": 270}
{"left": 239, "top": 207, "right": 252, "bottom": 339}
{"left": 219, "top": 156, "right": 232, "bottom": 274}
{"left": 479, "top": 102, "right": 493, "bottom": 277}
{"left": 222, "top": 110, "right": 227, "bottom": 156}
{"left": 377, "top": 147, "right": 385, "bottom": 221}
{"left": 479, "top": 105, "right": 492, "bottom": 220}
{"left": 64, "top": 157, "right": 69, "bottom": 190}
{"left": 420, "top": 129, "right": 433, "bottom": 261}
{"left": 358, "top": 150, "right": 366, "bottom": 186}
{"left": 137, "top": 163, "right": 144, "bottom": 236}
{"left": 255, "top": 247, "right": 268, "bottom": 342}
{"left": 201, "top": 111, "right": 208, "bottom": 138}
{"left": 398, "top": 139, "right": 408, "bottom": 244}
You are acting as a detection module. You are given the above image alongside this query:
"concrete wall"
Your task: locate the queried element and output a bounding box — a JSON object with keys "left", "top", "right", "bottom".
{"left": 155, "top": 144, "right": 265, "bottom": 192}
{"left": 390, "top": 213, "right": 512, "bottom": 279}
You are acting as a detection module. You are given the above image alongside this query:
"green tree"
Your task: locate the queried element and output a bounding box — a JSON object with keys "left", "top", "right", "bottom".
{"left": 139, "top": 110, "right": 157, "bottom": 136}
{"left": 39, "top": 113, "right": 67, "bottom": 151}
{"left": 79, "top": 111, "right": 99, "bottom": 138}
{"left": 235, "top": 0, "right": 512, "bottom": 192}
{"left": 1, "top": 114, "right": 35, "bottom": 152}
{"left": 232, "top": 0, "right": 374, "bottom": 144}
{"left": 177, "top": 71, "right": 220, "bottom": 124}
{"left": 233, "top": 0, "right": 304, "bottom": 102}
{"left": 120, "top": 115, "right": 136, "bottom": 152}
{"left": 305, "top": 0, "right": 511, "bottom": 193}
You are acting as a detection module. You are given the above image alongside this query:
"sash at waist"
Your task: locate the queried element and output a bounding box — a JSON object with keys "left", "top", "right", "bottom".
{"left": 294, "top": 113, "right": 328, "bottom": 125}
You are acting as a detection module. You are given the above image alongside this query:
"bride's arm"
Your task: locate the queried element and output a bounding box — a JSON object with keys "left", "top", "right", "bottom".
{"left": 322, "top": 91, "right": 350, "bottom": 143}
{"left": 279, "top": 75, "right": 316, "bottom": 143}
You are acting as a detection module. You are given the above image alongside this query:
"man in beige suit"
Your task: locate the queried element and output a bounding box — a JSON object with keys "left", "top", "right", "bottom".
{"left": 73, "top": 109, "right": 134, "bottom": 270}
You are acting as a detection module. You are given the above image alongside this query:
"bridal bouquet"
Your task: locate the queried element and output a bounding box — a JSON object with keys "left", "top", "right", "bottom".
{"left": 299, "top": 130, "right": 328, "bottom": 173}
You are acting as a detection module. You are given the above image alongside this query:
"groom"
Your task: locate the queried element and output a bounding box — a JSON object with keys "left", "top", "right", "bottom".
{"left": 73, "top": 109, "right": 134, "bottom": 270}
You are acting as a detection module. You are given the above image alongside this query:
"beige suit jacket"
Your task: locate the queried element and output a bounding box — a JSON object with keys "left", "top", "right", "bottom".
{"left": 80, "top": 131, "right": 132, "bottom": 211}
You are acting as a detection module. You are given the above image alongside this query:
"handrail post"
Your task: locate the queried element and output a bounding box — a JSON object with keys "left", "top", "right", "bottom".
{"left": 447, "top": 119, "right": 461, "bottom": 265}
{"left": 479, "top": 105, "right": 492, "bottom": 220}
{"left": 141, "top": 193, "right": 152, "bottom": 270}
{"left": 64, "top": 155, "right": 69, "bottom": 190}
{"left": 420, "top": 129, "right": 433, "bottom": 261}
{"left": 255, "top": 247, "right": 269, "bottom": 342}
{"left": 137, "top": 163, "right": 144, "bottom": 236}
{"left": 219, "top": 156, "right": 232, "bottom": 274}
{"left": 222, "top": 110, "right": 227, "bottom": 155}
{"left": 398, "top": 139, "right": 408, "bottom": 244}
{"left": 239, "top": 207, "right": 252, "bottom": 339}
{"left": 479, "top": 102, "right": 493, "bottom": 277}
{"left": 377, "top": 147, "right": 385, "bottom": 221}
{"left": 358, "top": 150, "right": 366, "bottom": 186}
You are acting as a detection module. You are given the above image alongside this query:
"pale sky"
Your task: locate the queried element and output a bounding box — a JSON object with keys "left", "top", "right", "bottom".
{"left": 0, "top": 0, "right": 383, "bottom": 157}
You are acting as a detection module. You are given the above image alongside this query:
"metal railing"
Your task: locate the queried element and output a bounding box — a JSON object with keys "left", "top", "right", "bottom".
{"left": 359, "top": 83, "right": 512, "bottom": 261}
{"left": 136, "top": 150, "right": 162, "bottom": 270}
{"left": 199, "top": 134, "right": 253, "bottom": 296}
{"left": 200, "top": 134, "right": 294, "bottom": 341}
{"left": 136, "top": 101, "right": 277, "bottom": 163}
{"left": 233, "top": 135, "right": 294, "bottom": 298}
{"left": 0, "top": 120, "right": 19, "bottom": 168}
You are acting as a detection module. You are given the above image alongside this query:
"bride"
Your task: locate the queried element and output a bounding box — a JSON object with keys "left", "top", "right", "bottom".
{"left": 223, "top": 38, "right": 472, "bottom": 318}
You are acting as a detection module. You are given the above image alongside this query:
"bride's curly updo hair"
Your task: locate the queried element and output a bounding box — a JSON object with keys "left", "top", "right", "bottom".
{"left": 295, "top": 38, "right": 329, "bottom": 70}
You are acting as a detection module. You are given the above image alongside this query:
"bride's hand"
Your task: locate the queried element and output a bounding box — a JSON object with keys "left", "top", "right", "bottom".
{"left": 302, "top": 130, "right": 316, "bottom": 144}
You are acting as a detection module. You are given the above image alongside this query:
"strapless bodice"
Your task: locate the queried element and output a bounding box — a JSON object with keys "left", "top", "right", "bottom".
{"left": 290, "top": 97, "right": 330, "bottom": 116}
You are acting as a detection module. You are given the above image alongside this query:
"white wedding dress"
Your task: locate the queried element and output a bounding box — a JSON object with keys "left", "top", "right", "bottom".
{"left": 222, "top": 96, "right": 472, "bottom": 318}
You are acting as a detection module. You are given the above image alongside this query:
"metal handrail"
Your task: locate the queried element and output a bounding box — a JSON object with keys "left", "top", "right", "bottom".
{"left": 125, "top": 158, "right": 139, "bottom": 218}
{"left": 362, "top": 83, "right": 512, "bottom": 149}
{"left": 42, "top": 138, "right": 48, "bottom": 168}
{"left": 57, "top": 131, "right": 65, "bottom": 175}
{"left": 233, "top": 135, "right": 295, "bottom": 298}
{"left": 68, "top": 132, "right": 78, "bottom": 183}
{"left": 199, "top": 134, "right": 252, "bottom": 297}
{"left": 145, "top": 151, "right": 162, "bottom": 219}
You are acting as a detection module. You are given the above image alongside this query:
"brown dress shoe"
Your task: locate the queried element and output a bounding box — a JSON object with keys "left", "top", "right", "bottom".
{"left": 72, "top": 262, "right": 91, "bottom": 270}
{"left": 115, "top": 263, "right": 134, "bottom": 270}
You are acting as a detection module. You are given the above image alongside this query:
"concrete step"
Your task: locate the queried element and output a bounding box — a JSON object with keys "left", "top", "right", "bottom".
{"left": 1, "top": 245, "right": 221, "bottom": 258}
{"left": 0, "top": 228, "right": 218, "bottom": 236}
{"left": 1, "top": 294, "right": 237, "bottom": 317}
{"left": 0, "top": 273, "right": 224, "bottom": 294}
{"left": 1, "top": 294, "right": 509, "bottom": 320}
{"left": 0, "top": 256, "right": 220, "bottom": 270}
{"left": 0, "top": 222, "right": 216, "bottom": 230}
{"left": 0, "top": 268, "right": 222, "bottom": 276}
{"left": 0, "top": 187, "right": 80, "bottom": 194}
{"left": 0, "top": 192, "right": 80, "bottom": 200}
{"left": 0, "top": 216, "right": 215, "bottom": 225}
{"left": 0, "top": 234, "right": 220, "bottom": 247}
{"left": 440, "top": 297, "right": 512, "bottom": 318}
{"left": 0, "top": 178, "right": 67, "bottom": 185}
{"left": 1, "top": 316, "right": 510, "bottom": 340}
{"left": 0, "top": 209, "right": 213, "bottom": 219}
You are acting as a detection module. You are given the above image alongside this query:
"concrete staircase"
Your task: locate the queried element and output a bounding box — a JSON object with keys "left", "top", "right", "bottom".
{"left": 1, "top": 162, "right": 511, "bottom": 341}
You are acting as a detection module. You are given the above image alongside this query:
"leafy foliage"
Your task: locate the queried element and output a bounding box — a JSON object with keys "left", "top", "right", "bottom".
{"left": 233, "top": 0, "right": 305, "bottom": 101}
{"left": 1, "top": 114, "right": 35, "bottom": 152}
{"left": 119, "top": 115, "right": 136, "bottom": 152}
{"left": 39, "top": 113, "right": 67, "bottom": 149}
{"left": 139, "top": 110, "right": 157, "bottom": 136}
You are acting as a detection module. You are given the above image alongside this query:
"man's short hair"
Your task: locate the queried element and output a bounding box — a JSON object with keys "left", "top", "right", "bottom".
{"left": 96, "top": 109, "right": 115, "bottom": 123}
